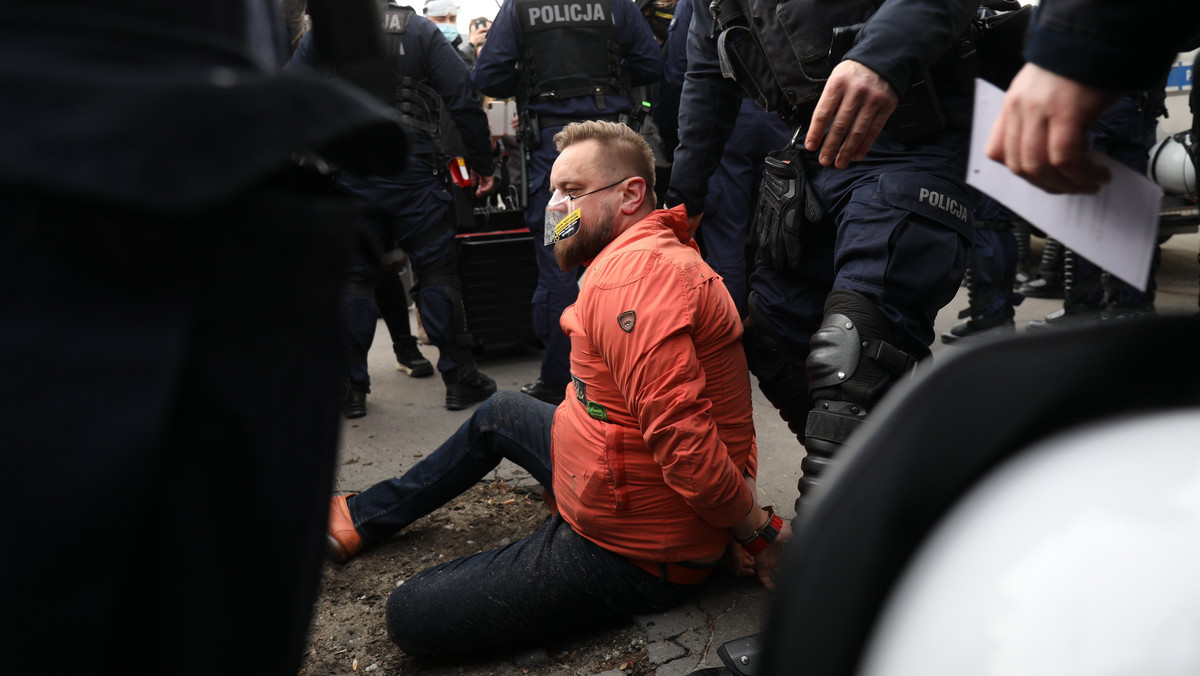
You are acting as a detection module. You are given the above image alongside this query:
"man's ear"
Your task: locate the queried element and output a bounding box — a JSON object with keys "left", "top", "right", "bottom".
{"left": 619, "top": 177, "right": 648, "bottom": 214}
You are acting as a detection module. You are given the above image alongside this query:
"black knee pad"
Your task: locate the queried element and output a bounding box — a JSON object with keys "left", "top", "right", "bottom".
{"left": 743, "top": 297, "right": 812, "bottom": 440}
{"left": 801, "top": 290, "right": 916, "bottom": 504}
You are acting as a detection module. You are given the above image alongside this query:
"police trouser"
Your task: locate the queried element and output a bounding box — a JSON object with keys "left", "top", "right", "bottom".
{"left": 342, "top": 166, "right": 473, "bottom": 387}
{"left": 962, "top": 214, "right": 1022, "bottom": 322}
{"left": 745, "top": 122, "right": 972, "bottom": 506}
{"left": 524, "top": 123, "right": 583, "bottom": 386}
{"left": 697, "top": 99, "right": 791, "bottom": 318}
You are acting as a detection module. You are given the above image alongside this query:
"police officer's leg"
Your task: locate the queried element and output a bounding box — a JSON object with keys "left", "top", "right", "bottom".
{"left": 523, "top": 157, "right": 578, "bottom": 405}
{"left": 699, "top": 103, "right": 791, "bottom": 317}
{"left": 376, "top": 255, "right": 433, "bottom": 377}
{"left": 1019, "top": 236, "right": 1065, "bottom": 298}
{"left": 395, "top": 159, "right": 496, "bottom": 410}
{"left": 942, "top": 221, "right": 1021, "bottom": 344}
{"left": 744, "top": 237, "right": 835, "bottom": 443}
{"left": 802, "top": 169, "right": 970, "bottom": 507}
{"left": 1091, "top": 97, "right": 1161, "bottom": 319}
{"left": 1027, "top": 247, "right": 1108, "bottom": 330}
{"left": 1013, "top": 218, "right": 1033, "bottom": 284}
{"left": 404, "top": 224, "right": 497, "bottom": 411}
{"left": 340, "top": 210, "right": 389, "bottom": 418}
{"left": 1104, "top": 246, "right": 1160, "bottom": 318}
{"left": 700, "top": 155, "right": 752, "bottom": 316}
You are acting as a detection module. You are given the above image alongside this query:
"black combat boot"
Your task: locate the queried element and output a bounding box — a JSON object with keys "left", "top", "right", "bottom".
{"left": 520, "top": 379, "right": 567, "bottom": 405}
{"left": 1027, "top": 249, "right": 1105, "bottom": 331}
{"left": 941, "top": 312, "right": 1015, "bottom": 343}
{"left": 1017, "top": 237, "right": 1065, "bottom": 298}
{"left": 443, "top": 363, "right": 497, "bottom": 410}
{"left": 342, "top": 380, "right": 368, "bottom": 419}
{"left": 394, "top": 336, "right": 434, "bottom": 377}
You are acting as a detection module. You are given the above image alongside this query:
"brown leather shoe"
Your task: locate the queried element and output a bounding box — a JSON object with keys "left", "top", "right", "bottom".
{"left": 327, "top": 494, "right": 363, "bottom": 564}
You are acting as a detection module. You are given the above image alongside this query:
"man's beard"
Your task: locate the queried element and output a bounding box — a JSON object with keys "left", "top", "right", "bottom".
{"left": 554, "top": 203, "right": 614, "bottom": 270}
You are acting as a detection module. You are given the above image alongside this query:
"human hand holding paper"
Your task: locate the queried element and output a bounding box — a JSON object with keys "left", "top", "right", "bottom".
{"left": 968, "top": 79, "right": 1162, "bottom": 291}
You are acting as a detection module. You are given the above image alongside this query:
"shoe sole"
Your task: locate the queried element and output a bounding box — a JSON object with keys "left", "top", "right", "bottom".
{"left": 327, "top": 534, "right": 351, "bottom": 564}
{"left": 396, "top": 361, "right": 434, "bottom": 378}
{"left": 445, "top": 389, "right": 497, "bottom": 410}
{"left": 343, "top": 407, "right": 366, "bottom": 419}
{"left": 1018, "top": 289, "right": 1065, "bottom": 299}
{"left": 941, "top": 323, "right": 1015, "bottom": 345}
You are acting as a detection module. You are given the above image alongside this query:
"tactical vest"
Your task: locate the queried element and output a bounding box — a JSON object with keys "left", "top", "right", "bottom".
{"left": 710, "top": 0, "right": 881, "bottom": 121}
{"left": 378, "top": 1, "right": 465, "bottom": 158}
{"left": 513, "top": 0, "right": 625, "bottom": 110}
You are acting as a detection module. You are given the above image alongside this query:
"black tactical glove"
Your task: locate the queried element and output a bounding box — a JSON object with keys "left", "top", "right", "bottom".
{"left": 753, "top": 146, "right": 823, "bottom": 271}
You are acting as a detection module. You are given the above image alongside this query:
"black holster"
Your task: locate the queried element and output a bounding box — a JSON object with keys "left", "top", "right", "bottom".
{"left": 518, "top": 110, "right": 542, "bottom": 150}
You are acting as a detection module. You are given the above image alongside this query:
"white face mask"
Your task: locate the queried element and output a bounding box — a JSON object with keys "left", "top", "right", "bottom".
{"left": 544, "top": 189, "right": 581, "bottom": 246}
{"left": 436, "top": 22, "right": 460, "bottom": 42}
{"left": 542, "top": 177, "right": 632, "bottom": 246}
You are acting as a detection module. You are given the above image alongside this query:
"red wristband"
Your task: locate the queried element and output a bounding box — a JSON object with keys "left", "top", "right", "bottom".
{"left": 741, "top": 513, "right": 783, "bottom": 556}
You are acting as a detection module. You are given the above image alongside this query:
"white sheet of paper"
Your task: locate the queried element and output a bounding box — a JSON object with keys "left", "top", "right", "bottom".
{"left": 967, "top": 79, "right": 1162, "bottom": 291}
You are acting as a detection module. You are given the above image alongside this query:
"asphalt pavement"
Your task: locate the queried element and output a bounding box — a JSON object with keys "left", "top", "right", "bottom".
{"left": 333, "top": 231, "right": 1199, "bottom": 675}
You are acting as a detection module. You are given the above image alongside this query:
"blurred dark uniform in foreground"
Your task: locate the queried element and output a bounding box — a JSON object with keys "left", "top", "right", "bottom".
{"left": 290, "top": 2, "right": 497, "bottom": 413}
{"left": 0, "top": 1, "right": 406, "bottom": 673}
{"left": 472, "top": 0, "right": 663, "bottom": 405}
{"left": 671, "top": 0, "right": 978, "bottom": 506}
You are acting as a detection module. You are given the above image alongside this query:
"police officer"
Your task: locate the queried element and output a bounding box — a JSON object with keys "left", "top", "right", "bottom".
{"left": 670, "top": 0, "right": 978, "bottom": 507}
{"left": 472, "top": 0, "right": 663, "bottom": 405}
{"left": 291, "top": 1, "right": 498, "bottom": 415}
{"left": 659, "top": 0, "right": 789, "bottom": 317}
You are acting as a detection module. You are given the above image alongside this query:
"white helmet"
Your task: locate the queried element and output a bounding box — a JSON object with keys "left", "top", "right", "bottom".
{"left": 1149, "top": 131, "right": 1197, "bottom": 199}
{"left": 859, "top": 410, "right": 1200, "bottom": 676}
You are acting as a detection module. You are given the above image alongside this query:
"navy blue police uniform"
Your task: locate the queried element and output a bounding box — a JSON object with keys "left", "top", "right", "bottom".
{"left": 660, "top": 0, "right": 789, "bottom": 317}
{"left": 670, "top": 0, "right": 977, "bottom": 505}
{"left": 290, "top": 4, "right": 497, "bottom": 411}
{"left": 472, "top": 0, "right": 663, "bottom": 403}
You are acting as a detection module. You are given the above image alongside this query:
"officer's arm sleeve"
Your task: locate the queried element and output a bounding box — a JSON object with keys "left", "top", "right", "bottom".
{"left": 652, "top": 0, "right": 691, "bottom": 150}
{"left": 615, "top": 0, "right": 666, "bottom": 86}
{"left": 1026, "top": 0, "right": 1200, "bottom": 91}
{"left": 469, "top": 2, "right": 521, "bottom": 97}
{"left": 662, "top": 0, "right": 691, "bottom": 90}
{"left": 426, "top": 29, "right": 494, "bottom": 174}
{"left": 846, "top": 0, "right": 976, "bottom": 96}
{"left": 664, "top": 0, "right": 743, "bottom": 215}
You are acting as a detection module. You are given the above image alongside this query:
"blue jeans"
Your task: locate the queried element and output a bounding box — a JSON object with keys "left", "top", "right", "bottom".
{"left": 348, "top": 391, "right": 701, "bottom": 657}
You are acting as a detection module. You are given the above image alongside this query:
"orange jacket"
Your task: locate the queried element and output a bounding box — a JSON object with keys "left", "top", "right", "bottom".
{"left": 552, "top": 205, "right": 757, "bottom": 564}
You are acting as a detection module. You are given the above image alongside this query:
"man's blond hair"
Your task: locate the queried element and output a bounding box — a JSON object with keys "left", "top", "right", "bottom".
{"left": 553, "top": 120, "right": 656, "bottom": 193}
